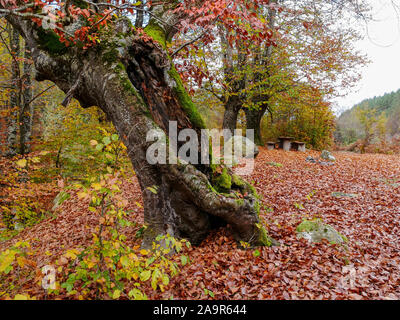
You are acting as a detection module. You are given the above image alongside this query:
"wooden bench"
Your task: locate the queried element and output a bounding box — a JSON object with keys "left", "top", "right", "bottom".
{"left": 291, "top": 141, "right": 306, "bottom": 152}
{"left": 266, "top": 141, "right": 277, "bottom": 150}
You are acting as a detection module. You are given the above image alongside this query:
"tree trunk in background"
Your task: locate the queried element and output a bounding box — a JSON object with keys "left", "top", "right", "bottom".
{"left": 245, "top": 3, "right": 277, "bottom": 146}
{"left": 245, "top": 105, "right": 268, "bottom": 146}
{"left": 4, "top": 7, "right": 273, "bottom": 248}
{"left": 222, "top": 97, "right": 242, "bottom": 135}
{"left": 220, "top": 26, "right": 246, "bottom": 136}
{"left": 135, "top": 2, "right": 144, "bottom": 28}
{"left": 19, "top": 43, "right": 34, "bottom": 155}
{"left": 6, "top": 26, "right": 20, "bottom": 157}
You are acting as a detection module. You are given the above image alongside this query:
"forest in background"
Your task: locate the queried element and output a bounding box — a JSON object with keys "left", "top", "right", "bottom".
{"left": 335, "top": 88, "right": 400, "bottom": 153}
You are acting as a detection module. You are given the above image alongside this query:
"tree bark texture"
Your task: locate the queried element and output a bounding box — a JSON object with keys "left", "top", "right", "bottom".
{"left": 6, "top": 25, "right": 20, "bottom": 157}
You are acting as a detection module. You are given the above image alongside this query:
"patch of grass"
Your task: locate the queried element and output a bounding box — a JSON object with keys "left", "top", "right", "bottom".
{"left": 267, "top": 162, "right": 283, "bottom": 168}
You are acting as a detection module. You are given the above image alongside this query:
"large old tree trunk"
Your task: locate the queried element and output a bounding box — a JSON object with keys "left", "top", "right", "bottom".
{"left": 4, "top": 5, "right": 273, "bottom": 248}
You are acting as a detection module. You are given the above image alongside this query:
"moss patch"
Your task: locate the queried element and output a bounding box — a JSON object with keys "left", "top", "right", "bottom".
{"left": 144, "top": 21, "right": 167, "bottom": 49}
{"left": 37, "top": 29, "right": 67, "bottom": 55}
{"left": 296, "top": 219, "right": 348, "bottom": 244}
{"left": 258, "top": 225, "right": 273, "bottom": 247}
{"left": 71, "top": 0, "right": 89, "bottom": 8}
{"left": 102, "top": 47, "right": 119, "bottom": 65}
{"left": 232, "top": 174, "right": 246, "bottom": 188}
{"left": 296, "top": 220, "right": 320, "bottom": 233}
{"left": 168, "top": 66, "right": 206, "bottom": 129}
{"left": 213, "top": 168, "right": 232, "bottom": 193}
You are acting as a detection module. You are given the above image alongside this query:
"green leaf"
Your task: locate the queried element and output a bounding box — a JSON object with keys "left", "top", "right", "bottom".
{"left": 139, "top": 270, "right": 151, "bottom": 281}
{"left": 253, "top": 250, "right": 261, "bottom": 258}
{"left": 112, "top": 289, "right": 121, "bottom": 299}
{"left": 162, "top": 274, "right": 169, "bottom": 286}
{"left": 128, "top": 288, "right": 146, "bottom": 300}
{"left": 102, "top": 136, "right": 111, "bottom": 146}
{"left": 52, "top": 191, "right": 71, "bottom": 210}
{"left": 120, "top": 255, "right": 130, "bottom": 267}
{"left": 180, "top": 255, "right": 188, "bottom": 266}
{"left": 111, "top": 134, "right": 119, "bottom": 142}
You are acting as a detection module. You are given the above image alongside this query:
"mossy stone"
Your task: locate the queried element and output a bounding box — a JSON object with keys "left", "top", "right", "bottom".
{"left": 296, "top": 219, "right": 348, "bottom": 244}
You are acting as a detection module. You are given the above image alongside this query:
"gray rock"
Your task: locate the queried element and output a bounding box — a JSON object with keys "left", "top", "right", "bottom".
{"left": 318, "top": 161, "right": 335, "bottom": 166}
{"left": 306, "top": 156, "right": 334, "bottom": 166}
{"left": 306, "top": 156, "right": 317, "bottom": 163}
{"left": 321, "top": 150, "right": 336, "bottom": 162}
{"left": 296, "top": 220, "right": 347, "bottom": 244}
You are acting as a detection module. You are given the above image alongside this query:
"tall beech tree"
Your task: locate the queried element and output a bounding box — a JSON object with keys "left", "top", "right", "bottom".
{"left": 0, "top": 0, "right": 277, "bottom": 247}
{"left": 245, "top": 0, "right": 368, "bottom": 145}
{"left": 194, "top": 0, "right": 367, "bottom": 146}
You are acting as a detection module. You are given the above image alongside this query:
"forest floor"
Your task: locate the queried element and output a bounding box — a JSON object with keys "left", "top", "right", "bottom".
{"left": 1, "top": 148, "right": 400, "bottom": 300}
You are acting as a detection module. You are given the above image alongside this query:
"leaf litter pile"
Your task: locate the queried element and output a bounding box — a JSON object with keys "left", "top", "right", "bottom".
{"left": 1, "top": 149, "right": 400, "bottom": 300}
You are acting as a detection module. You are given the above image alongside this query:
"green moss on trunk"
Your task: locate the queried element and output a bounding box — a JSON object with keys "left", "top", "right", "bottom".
{"left": 258, "top": 226, "right": 273, "bottom": 246}
{"left": 144, "top": 21, "right": 206, "bottom": 130}
{"left": 213, "top": 168, "right": 232, "bottom": 193}
{"left": 144, "top": 21, "right": 167, "bottom": 49}
{"left": 37, "top": 29, "right": 67, "bottom": 55}
{"left": 168, "top": 66, "right": 206, "bottom": 130}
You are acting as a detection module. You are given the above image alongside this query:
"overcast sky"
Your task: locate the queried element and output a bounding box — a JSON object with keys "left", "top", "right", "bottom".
{"left": 333, "top": 0, "right": 400, "bottom": 115}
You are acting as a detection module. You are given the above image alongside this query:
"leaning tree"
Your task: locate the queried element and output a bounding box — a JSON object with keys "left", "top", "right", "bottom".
{"left": 0, "top": 0, "right": 277, "bottom": 247}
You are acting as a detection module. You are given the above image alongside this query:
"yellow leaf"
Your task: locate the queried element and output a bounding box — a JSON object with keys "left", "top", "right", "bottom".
{"left": 14, "top": 294, "right": 29, "bottom": 300}
{"left": 112, "top": 289, "right": 121, "bottom": 299}
{"left": 77, "top": 192, "right": 88, "bottom": 200}
{"left": 16, "top": 159, "right": 27, "bottom": 168}
{"left": 91, "top": 183, "right": 102, "bottom": 190}
{"left": 16, "top": 257, "right": 26, "bottom": 268}
{"left": 65, "top": 249, "right": 79, "bottom": 260}
{"left": 140, "top": 249, "right": 148, "bottom": 256}
{"left": 90, "top": 140, "right": 98, "bottom": 146}
{"left": 120, "top": 256, "right": 130, "bottom": 267}
{"left": 31, "top": 157, "right": 40, "bottom": 163}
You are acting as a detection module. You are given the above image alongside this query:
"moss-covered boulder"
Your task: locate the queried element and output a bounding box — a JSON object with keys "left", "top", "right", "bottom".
{"left": 296, "top": 219, "right": 347, "bottom": 244}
